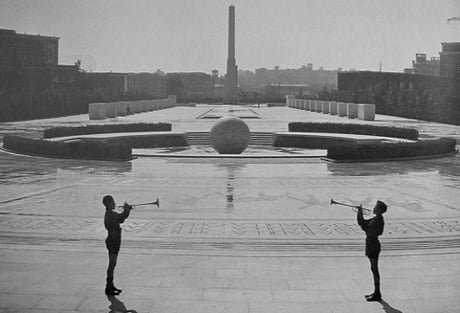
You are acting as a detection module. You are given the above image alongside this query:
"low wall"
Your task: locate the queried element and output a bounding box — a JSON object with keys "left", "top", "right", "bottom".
{"left": 88, "top": 96, "right": 176, "bottom": 120}
{"left": 285, "top": 97, "right": 375, "bottom": 121}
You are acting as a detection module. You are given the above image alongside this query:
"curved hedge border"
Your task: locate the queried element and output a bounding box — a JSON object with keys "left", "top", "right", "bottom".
{"left": 288, "top": 122, "right": 419, "bottom": 140}
{"left": 100, "top": 133, "right": 187, "bottom": 148}
{"left": 3, "top": 135, "right": 132, "bottom": 161}
{"left": 327, "top": 138, "right": 457, "bottom": 161}
{"left": 43, "top": 123, "right": 172, "bottom": 138}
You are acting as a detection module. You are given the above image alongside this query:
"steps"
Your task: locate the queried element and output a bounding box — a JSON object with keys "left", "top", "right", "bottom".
{"left": 186, "top": 132, "right": 273, "bottom": 146}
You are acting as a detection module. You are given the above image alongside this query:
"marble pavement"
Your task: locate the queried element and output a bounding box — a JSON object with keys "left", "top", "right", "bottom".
{"left": 0, "top": 105, "right": 459, "bottom": 312}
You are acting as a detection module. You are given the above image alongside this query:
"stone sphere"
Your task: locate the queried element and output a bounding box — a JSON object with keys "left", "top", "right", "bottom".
{"left": 210, "top": 116, "right": 250, "bottom": 154}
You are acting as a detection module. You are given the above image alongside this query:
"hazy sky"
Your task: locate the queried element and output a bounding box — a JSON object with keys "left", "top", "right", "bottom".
{"left": 1, "top": 0, "right": 459, "bottom": 74}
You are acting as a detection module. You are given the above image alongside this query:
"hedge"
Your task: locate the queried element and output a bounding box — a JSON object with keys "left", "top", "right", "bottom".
{"left": 288, "top": 122, "right": 419, "bottom": 140}
{"left": 327, "top": 137, "right": 457, "bottom": 161}
{"left": 3, "top": 135, "right": 132, "bottom": 161}
{"left": 102, "top": 134, "right": 187, "bottom": 148}
{"left": 43, "top": 123, "right": 172, "bottom": 138}
{"left": 273, "top": 134, "right": 351, "bottom": 149}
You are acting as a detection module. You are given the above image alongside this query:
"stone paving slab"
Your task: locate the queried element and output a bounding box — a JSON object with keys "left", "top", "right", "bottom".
{"left": 0, "top": 248, "right": 459, "bottom": 313}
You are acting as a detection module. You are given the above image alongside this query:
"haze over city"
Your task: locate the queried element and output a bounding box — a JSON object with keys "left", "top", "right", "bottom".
{"left": 1, "top": 0, "right": 459, "bottom": 74}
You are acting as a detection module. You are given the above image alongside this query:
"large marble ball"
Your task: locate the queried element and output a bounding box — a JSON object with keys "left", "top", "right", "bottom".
{"left": 210, "top": 116, "right": 250, "bottom": 154}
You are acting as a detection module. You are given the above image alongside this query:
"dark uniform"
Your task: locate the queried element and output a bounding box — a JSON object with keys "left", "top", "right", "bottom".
{"left": 357, "top": 205, "right": 385, "bottom": 301}
{"left": 357, "top": 212, "right": 384, "bottom": 258}
{"left": 104, "top": 207, "right": 131, "bottom": 254}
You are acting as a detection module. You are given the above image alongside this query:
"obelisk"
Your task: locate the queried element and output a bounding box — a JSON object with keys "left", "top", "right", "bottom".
{"left": 224, "top": 5, "right": 238, "bottom": 104}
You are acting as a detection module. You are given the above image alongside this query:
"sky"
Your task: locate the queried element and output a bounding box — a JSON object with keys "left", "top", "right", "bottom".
{"left": 1, "top": 0, "right": 459, "bottom": 74}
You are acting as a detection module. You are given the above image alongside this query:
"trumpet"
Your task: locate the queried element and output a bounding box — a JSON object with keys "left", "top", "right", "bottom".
{"left": 117, "top": 198, "right": 160, "bottom": 210}
{"left": 330, "top": 198, "right": 371, "bottom": 215}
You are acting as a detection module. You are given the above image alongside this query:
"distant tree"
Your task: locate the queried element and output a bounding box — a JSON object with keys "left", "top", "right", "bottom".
{"left": 166, "top": 76, "right": 184, "bottom": 97}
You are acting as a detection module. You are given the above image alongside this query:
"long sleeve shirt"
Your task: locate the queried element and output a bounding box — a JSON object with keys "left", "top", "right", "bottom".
{"left": 104, "top": 207, "right": 131, "bottom": 234}
{"left": 357, "top": 211, "right": 384, "bottom": 239}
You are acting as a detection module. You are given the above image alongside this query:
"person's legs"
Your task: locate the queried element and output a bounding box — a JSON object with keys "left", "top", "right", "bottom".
{"left": 106, "top": 253, "right": 120, "bottom": 295}
{"left": 366, "top": 257, "right": 381, "bottom": 301}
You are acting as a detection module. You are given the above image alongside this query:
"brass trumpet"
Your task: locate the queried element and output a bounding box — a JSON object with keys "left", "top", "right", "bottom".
{"left": 117, "top": 198, "right": 160, "bottom": 210}
{"left": 330, "top": 198, "right": 371, "bottom": 215}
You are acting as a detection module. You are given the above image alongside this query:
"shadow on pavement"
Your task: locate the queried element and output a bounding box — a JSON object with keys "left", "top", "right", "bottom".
{"left": 107, "top": 295, "right": 138, "bottom": 313}
{"left": 380, "top": 299, "right": 403, "bottom": 313}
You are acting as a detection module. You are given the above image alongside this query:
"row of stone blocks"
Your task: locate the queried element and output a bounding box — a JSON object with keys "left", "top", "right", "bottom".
{"left": 88, "top": 95, "right": 177, "bottom": 120}
{"left": 286, "top": 96, "right": 375, "bottom": 121}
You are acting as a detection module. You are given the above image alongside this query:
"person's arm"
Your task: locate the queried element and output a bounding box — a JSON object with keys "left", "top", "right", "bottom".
{"left": 118, "top": 202, "right": 132, "bottom": 223}
{"left": 357, "top": 205, "right": 368, "bottom": 231}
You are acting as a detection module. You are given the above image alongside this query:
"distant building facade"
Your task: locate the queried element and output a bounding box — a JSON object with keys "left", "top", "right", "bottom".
{"left": 166, "top": 72, "right": 214, "bottom": 101}
{"left": 0, "top": 28, "right": 59, "bottom": 67}
{"left": 261, "top": 83, "right": 311, "bottom": 99}
{"left": 0, "top": 28, "right": 79, "bottom": 94}
{"left": 404, "top": 53, "right": 440, "bottom": 75}
{"left": 440, "top": 42, "right": 460, "bottom": 79}
{"left": 81, "top": 72, "right": 128, "bottom": 97}
{"left": 127, "top": 72, "right": 167, "bottom": 98}
{"left": 246, "top": 65, "right": 338, "bottom": 93}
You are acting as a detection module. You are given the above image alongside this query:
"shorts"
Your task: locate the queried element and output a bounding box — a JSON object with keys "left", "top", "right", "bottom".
{"left": 365, "top": 238, "right": 381, "bottom": 259}
{"left": 105, "top": 232, "right": 121, "bottom": 254}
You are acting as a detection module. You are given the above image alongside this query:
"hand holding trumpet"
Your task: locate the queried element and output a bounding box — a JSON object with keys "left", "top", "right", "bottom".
{"left": 114, "top": 198, "right": 159, "bottom": 213}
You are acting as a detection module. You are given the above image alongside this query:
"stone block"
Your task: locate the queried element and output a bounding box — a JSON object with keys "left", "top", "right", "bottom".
{"left": 301, "top": 100, "right": 307, "bottom": 110}
{"left": 329, "top": 101, "right": 338, "bottom": 115}
{"left": 168, "top": 95, "right": 177, "bottom": 106}
{"left": 145, "top": 100, "right": 153, "bottom": 111}
{"left": 133, "top": 101, "right": 141, "bottom": 113}
{"left": 116, "top": 102, "right": 128, "bottom": 116}
{"left": 105, "top": 102, "right": 117, "bottom": 118}
{"left": 358, "top": 103, "right": 375, "bottom": 121}
{"left": 153, "top": 100, "right": 160, "bottom": 110}
{"left": 338, "top": 102, "right": 347, "bottom": 116}
{"left": 347, "top": 103, "right": 358, "bottom": 118}
{"left": 322, "top": 101, "right": 330, "bottom": 114}
{"left": 286, "top": 94, "right": 295, "bottom": 107}
{"left": 316, "top": 101, "right": 322, "bottom": 112}
{"left": 140, "top": 100, "right": 148, "bottom": 112}
{"left": 88, "top": 103, "right": 106, "bottom": 120}
{"left": 126, "top": 101, "right": 135, "bottom": 115}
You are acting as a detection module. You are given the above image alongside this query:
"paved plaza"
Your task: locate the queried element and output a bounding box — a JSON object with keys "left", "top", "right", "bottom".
{"left": 1, "top": 105, "right": 460, "bottom": 313}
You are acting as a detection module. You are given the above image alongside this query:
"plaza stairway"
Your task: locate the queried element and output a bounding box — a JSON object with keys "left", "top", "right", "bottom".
{"left": 186, "top": 132, "right": 273, "bottom": 146}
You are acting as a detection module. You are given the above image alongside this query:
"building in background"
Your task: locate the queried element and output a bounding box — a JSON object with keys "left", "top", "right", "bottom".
{"left": 261, "top": 83, "right": 311, "bottom": 100}
{"left": 440, "top": 42, "right": 460, "bottom": 79}
{"left": 80, "top": 72, "right": 128, "bottom": 98}
{"left": 337, "top": 43, "right": 460, "bottom": 125}
{"left": 404, "top": 53, "right": 440, "bottom": 75}
{"left": 166, "top": 72, "right": 214, "bottom": 101}
{"left": 127, "top": 72, "right": 167, "bottom": 98}
{"left": 0, "top": 28, "right": 59, "bottom": 67}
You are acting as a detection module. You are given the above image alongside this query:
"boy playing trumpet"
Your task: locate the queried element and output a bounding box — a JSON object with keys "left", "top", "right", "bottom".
{"left": 357, "top": 200, "right": 387, "bottom": 302}
{"left": 103, "top": 195, "right": 133, "bottom": 295}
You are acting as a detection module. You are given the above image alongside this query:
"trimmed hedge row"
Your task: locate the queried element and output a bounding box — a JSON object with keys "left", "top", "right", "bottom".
{"left": 102, "top": 134, "right": 187, "bottom": 148}
{"left": 273, "top": 134, "right": 351, "bottom": 149}
{"left": 3, "top": 135, "right": 132, "bottom": 161}
{"left": 43, "top": 123, "right": 172, "bottom": 138}
{"left": 327, "top": 137, "right": 457, "bottom": 161}
{"left": 288, "top": 122, "right": 419, "bottom": 140}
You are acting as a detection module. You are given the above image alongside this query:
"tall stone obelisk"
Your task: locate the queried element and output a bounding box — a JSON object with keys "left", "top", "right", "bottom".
{"left": 224, "top": 5, "right": 238, "bottom": 104}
